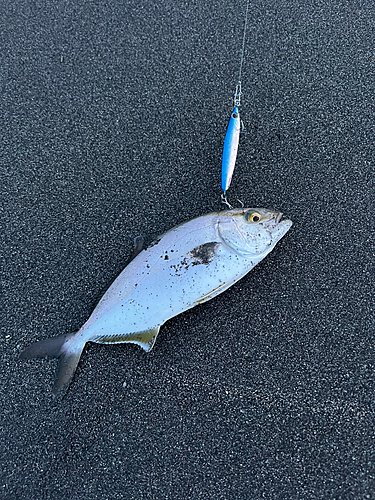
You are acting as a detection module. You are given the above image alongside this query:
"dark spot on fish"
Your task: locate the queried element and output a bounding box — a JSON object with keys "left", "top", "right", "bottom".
{"left": 188, "top": 242, "right": 220, "bottom": 265}
{"left": 164, "top": 255, "right": 169, "bottom": 260}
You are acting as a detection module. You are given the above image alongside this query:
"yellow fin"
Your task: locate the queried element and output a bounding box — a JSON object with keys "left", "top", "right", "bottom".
{"left": 95, "top": 327, "right": 160, "bottom": 352}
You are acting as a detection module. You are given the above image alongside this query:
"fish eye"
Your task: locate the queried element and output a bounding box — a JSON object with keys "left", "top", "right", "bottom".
{"left": 246, "top": 211, "right": 262, "bottom": 223}
{"left": 232, "top": 112, "right": 238, "bottom": 119}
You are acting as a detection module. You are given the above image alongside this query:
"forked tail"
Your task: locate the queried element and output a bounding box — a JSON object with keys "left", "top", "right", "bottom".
{"left": 20, "top": 333, "right": 85, "bottom": 396}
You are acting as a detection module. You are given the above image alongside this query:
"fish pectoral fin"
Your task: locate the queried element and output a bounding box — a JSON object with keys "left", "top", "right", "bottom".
{"left": 95, "top": 327, "right": 160, "bottom": 353}
{"left": 195, "top": 282, "right": 229, "bottom": 306}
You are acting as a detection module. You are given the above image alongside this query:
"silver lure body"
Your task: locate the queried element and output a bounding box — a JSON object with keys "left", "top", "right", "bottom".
{"left": 221, "top": 106, "right": 241, "bottom": 193}
{"left": 21, "top": 208, "right": 292, "bottom": 394}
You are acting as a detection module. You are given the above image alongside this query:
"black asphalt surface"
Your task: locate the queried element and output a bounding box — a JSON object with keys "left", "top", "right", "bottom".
{"left": 2, "top": 1, "right": 374, "bottom": 499}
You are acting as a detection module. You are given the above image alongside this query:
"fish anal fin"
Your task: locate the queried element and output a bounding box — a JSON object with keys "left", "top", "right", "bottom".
{"left": 125, "top": 327, "right": 160, "bottom": 352}
{"left": 95, "top": 327, "right": 160, "bottom": 353}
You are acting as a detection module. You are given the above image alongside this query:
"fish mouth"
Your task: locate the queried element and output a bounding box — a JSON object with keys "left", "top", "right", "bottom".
{"left": 274, "top": 212, "right": 292, "bottom": 225}
{"left": 275, "top": 212, "right": 283, "bottom": 223}
{"left": 269, "top": 211, "right": 293, "bottom": 232}
{"left": 270, "top": 211, "right": 283, "bottom": 224}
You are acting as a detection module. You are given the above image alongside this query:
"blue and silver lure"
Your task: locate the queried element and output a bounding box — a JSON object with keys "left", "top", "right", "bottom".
{"left": 221, "top": 86, "right": 242, "bottom": 194}
{"left": 220, "top": 0, "right": 250, "bottom": 206}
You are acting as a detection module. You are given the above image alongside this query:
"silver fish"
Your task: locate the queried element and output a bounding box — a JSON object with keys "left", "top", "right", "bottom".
{"left": 21, "top": 208, "right": 292, "bottom": 394}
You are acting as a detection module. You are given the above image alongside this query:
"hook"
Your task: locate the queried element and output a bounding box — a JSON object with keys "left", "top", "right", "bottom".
{"left": 221, "top": 193, "right": 233, "bottom": 209}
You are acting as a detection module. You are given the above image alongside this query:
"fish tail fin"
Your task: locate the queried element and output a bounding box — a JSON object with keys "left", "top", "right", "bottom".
{"left": 20, "top": 333, "right": 85, "bottom": 396}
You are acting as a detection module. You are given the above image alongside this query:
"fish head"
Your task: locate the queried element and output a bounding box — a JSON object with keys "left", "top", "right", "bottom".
{"left": 217, "top": 208, "right": 292, "bottom": 257}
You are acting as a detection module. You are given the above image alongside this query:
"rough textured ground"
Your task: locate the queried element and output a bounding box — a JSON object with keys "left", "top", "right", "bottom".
{"left": 1, "top": 0, "right": 374, "bottom": 499}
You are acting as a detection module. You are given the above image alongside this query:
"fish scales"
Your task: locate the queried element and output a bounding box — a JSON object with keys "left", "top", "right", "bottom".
{"left": 21, "top": 208, "right": 292, "bottom": 395}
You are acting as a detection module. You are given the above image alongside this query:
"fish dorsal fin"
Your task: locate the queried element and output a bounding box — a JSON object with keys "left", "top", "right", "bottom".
{"left": 95, "top": 327, "right": 160, "bottom": 353}
{"left": 129, "top": 236, "right": 145, "bottom": 261}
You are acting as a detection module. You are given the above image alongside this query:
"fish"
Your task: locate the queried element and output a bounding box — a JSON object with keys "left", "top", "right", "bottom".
{"left": 21, "top": 207, "right": 292, "bottom": 395}
{"left": 221, "top": 106, "right": 241, "bottom": 193}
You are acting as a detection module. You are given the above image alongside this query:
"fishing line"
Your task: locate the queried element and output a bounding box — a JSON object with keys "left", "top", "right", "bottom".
{"left": 237, "top": 0, "right": 250, "bottom": 91}
{"left": 221, "top": 0, "right": 250, "bottom": 207}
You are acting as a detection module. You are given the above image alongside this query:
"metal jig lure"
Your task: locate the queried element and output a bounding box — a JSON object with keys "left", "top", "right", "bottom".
{"left": 221, "top": 0, "right": 250, "bottom": 206}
